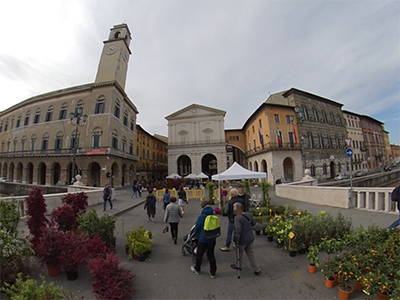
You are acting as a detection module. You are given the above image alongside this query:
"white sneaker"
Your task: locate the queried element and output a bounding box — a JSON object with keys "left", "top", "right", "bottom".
{"left": 220, "top": 246, "right": 230, "bottom": 252}
{"left": 190, "top": 266, "right": 200, "bottom": 275}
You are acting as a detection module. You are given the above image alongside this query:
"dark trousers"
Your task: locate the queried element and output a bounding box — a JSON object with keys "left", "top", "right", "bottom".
{"left": 103, "top": 198, "right": 113, "bottom": 210}
{"left": 194, "top": 241, "right": 217, "bottom": 276}
{"left": 169, "top": 222, "right": 179, "bottom": 239}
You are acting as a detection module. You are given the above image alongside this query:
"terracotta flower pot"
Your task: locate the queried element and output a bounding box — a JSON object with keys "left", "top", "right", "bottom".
{"left": 338, "top": 284, "right": 353, "bottom": 300}
{"left": 46, "top": 263, "right": 61, "bottom": 277}
{"left": 308, "top": 263, "right": 317, "bottom": 274}
{"left": 353, "top": 281, "right": 363, "bottom": 293}
{"left": 377, "top": 292, "right": 390, "bottom": 300}
{"left": 325, "top": 276, "right": 335, "bottom": 288}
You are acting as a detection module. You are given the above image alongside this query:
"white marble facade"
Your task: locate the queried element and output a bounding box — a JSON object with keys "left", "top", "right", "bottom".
{"left": 165, "top": 104, "right": 227, "bottom": 176}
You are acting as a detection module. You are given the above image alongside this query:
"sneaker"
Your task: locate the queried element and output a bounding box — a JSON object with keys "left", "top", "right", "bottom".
{"left": 190, "top": 266, "right": 200, "bottom": 275}
{"left": 209, "top": 271, "right": 216, "bottom": 279}
{"left": 220, "top": 246, "right": 230, "bottom": 252}
{"left": 254, "top": 270, "right": 262, "bottom": 276}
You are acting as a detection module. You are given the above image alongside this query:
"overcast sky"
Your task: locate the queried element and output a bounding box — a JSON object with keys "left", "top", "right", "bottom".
{"left": 0, "top": 0, "right": 399, "bottom": 145}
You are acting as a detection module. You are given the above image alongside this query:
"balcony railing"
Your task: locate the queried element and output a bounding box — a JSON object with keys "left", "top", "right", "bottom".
{"left": 0, "top": 147, "right": 138, "bottom": 161}
{"left": 245, "top": 142, "right": 301, "bottom": 156}
{"left": 168, "top": 139, "right": 225, "bottom": 147}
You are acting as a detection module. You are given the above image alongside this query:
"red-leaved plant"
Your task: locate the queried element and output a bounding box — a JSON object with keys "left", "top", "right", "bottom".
{"left": 35, "top": 226, "right": 63, "bottom": 266}
{"left": 50, "top": 205, "right": 77, "bottom": 232}
{"left": 88, "top": 253, "right": 136, "bottom": 299}
{"left": 86, "top": 234, "right": 108, "bottom": 259}
{"left": 61, "top": 192, "right": 88, "bottom": 216}
{"left": 25, "top": 187, "right": 48, "bottom": 250}
{"left": 58, "top": 231, "right": 89, "bottom": 271}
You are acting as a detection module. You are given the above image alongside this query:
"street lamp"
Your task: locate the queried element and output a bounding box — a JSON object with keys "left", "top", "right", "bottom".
{"left": 69, "top": 107, "right": 87, "bottom": 183}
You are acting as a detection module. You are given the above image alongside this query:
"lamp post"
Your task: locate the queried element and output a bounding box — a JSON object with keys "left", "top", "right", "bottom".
{"left": 69, "top": 108, "right": 87, "bottom": 184}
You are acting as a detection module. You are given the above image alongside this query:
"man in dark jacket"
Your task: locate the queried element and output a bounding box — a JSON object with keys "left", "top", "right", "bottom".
{"left": 388, "top": 184, "right": 400, "bottom": 229}
{"left": 230, "top": 202, "right": 261, "bottom": 276}
{"left": 190, "top": 201, "right": 217, "bottom": 279}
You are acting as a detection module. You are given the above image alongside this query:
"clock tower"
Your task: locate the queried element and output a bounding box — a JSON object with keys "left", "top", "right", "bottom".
{"left": 95, "top": 24, "right": 131, "bottom": 90}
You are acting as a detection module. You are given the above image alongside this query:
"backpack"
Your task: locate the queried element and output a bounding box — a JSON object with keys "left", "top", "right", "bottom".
{"left": 203, "top": 215, "right": 221, "bottom": 239}
{"left": 391, "top": 186, "right": 400, "bottom": 202}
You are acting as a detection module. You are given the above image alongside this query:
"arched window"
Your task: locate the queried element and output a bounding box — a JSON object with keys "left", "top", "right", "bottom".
{"left": 312, "top": 107, "right": 319, "bottom": 122}
{"left": 307, "top": 132, "right": 314, "bottom": 148}
{"left": 327, "top": 134, "right": 332, "bottom": 148}
{"left": 318, "top": 133, "right": 324, "bottom": 148}
{"left": 302, "top": 105, "right": 309, "bottom": 120}
{"left": 323, "top": 163, "right": 327, "bottom": 175}
{"left": 95, "top": 97, "right": 105, "bottom": 114}
{"left": 321, "top": 110, "right": 327, "bottom": 123}
{"left": 92, "top": 128, "right": 102, "bottom": 148}
{"left": 330, "top": 112, "right": 335, "bottom": 125}
{"left": 112, "top": 130, "right": 118, "bottom": 149}
{"left": 310, "top": 164, "right": 316, "bottom": 176}
{"left": 55, "top": 132, "right": 64, "bottom": 150}
{"left": 337, "top": 114, "right": 342, "bottom": 126}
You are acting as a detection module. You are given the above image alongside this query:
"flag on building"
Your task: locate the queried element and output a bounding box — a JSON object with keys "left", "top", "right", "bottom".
{"left": 258, "top": 128, "right": 263, "bottom": 146}
{"left": 293, "top": 126, "right": 297, "bottom": 144}
{"left": 276, "top": 129, "right": 281, "bottom": 146}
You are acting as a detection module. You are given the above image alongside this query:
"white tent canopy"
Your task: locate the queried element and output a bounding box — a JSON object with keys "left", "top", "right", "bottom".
{"left": 166, "top": 173, "right": 182, "bottom": 179}
{"left": 197, "top": 172, "right": 209, "bottom": 179}
{"left": 211, "top": 162, "right": 267, "bottom": 181}
{"left": 184, "top": 173, "right": 198, "bottom": 179}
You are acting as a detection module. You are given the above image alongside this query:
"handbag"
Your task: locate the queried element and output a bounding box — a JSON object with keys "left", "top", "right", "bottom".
{"left": 162, "top": 224, "right": 169, "bottom": 233}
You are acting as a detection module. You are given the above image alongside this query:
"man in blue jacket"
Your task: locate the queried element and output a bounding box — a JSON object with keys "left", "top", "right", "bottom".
{"left": 190, "top": 201, "right": 217, "bottom": 279}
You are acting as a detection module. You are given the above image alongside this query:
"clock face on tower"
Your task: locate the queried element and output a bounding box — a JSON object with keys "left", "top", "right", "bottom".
{"left": 105, "top": 45, "right": 118, "bottom": 55}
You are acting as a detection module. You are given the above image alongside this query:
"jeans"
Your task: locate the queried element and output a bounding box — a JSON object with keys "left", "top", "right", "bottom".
{"left": 194, "top": 240, "right": 217, "bottom": 276}
{"left": 388, "top": 210, "right": 400, "bottom": 229}
{"left": 131, "top": 191, "right": 137, "bottom": 198}
{"left": 103, "top": 198, "right": 113, "bottom": 210}
{"left": 225, "top": 222, "right": 234, "bottom": 247}
{"left": 169, "top": 222, "right": 179, "bottom": 239}
{"left": 237, "top": 242, "right": 261, "bottom": 273}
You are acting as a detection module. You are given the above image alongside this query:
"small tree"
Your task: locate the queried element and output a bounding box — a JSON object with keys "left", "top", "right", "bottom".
{"left": 260, "top": 182, "right": 272, "bottom": 207}
{"left": 51, "top": 205, "right": 77, "bottom": 232}
{"left": 61, "top": 192, "right": 88, "bottom": 216}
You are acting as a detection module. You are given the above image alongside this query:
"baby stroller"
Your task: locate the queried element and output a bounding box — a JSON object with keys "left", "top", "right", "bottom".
{"left": 182, "top": 224, "right": 199, "bottom": 263}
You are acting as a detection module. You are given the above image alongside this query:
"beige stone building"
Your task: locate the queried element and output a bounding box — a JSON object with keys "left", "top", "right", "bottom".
{"left": 343, "top": 110, "right": 367, "bottom": 173}
{"left": 0, "top": 24, "right": 139, "bottom": 188}
{"left": 136, "top": 125, "right": 168, "bottom": 183}
{"left": 166, "top": 104, "right": 227, "bottom": 176}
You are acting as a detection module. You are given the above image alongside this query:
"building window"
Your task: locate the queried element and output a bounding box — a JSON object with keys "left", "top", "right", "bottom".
{"left": 310, "top": 164, "right": 316, "bottom": 176}
{"left": 130, "top": 119, "right": 134, "bottom": 131}
{"left": 312, "top": 107, "right": 319, "bottom": 122}
{"left": 286, "top": 115, "right": 291, "bottom": 125}
{"left": 307, "top": 132, "right": 314, "bottom": 148}
{"left": 252, "top": 126, "right": 255, "bottom": 133}
{"left": 253, "top": 139, "right": 256, "bottom": 151}
{"left": 123, "top": 113, "right": 128, "bottom": 126}
{"left": 277, "top": 130, "right": 283, "bottom": 147}
{"left": 7, "top": 141, "right": 10, "bottom": 152}
{"left": 259, "top": 119, "right": 262, "bottom": 128}
{"left": 70, "top": 136, "right": 78, "bottom": 150}
{"left": 41, "top": 139, "right": 48, "bottom": 151}
{"left": 330, "top": 112, "right": 335, "bottom": 124}
{"left": 321, "top": 110, "right": 327, "bottom": 123}
{"left": 318, "top": 133, "right": 324, "bottom": 148}
{"left": 75, "top": 104, "right": 83, "bottom": 117}
{"left": 142, "top": 149, "right": 145, "bottom": 157}
{"left": 112, "top": 134, "right": 118, "bottom": 149}
{"left": 122, "top": 140, "right": 126, "bottom": 152}
{"left": 327, "top": 134, "right": 332, "bottom": 148}
{"left": 4, "top": 122, "right": 8, "bottom": 131}
{"left": 147, "top": 150, "right": 149, "bottom": 159}
{"left": 24, "top": 115, "right": 30, "bottom": 126}
{"left": 16, "top": 118, "right": 21, "bottom": 128}
{"left": 302, "top": 105, "right": 309, "bottom": 120}
{"left": 55, "top": 137, "right": 63, "bottom": 150}
{"left": 142, "top": 136, "right": 145, "bottom": 144}
{"left": 114, "top": 102, "right": 120, "bottom": 118}
{"left": 13, "top": 140, "right": 17, "bottom": 152}
{"left": 92, "top": 132, "right": 101, "bottom": 148}
{"left": 136, "top": 147, "right": 139, "bottom": 156}
{"left": 335, "top": 135, "right": 340, "bottom": 148}
{"left": 21, "top": 139, "right": 26, "bottom": 151}
{"left": 30, "top": 139, "right": 36, "bottom": 151}
{"left": 45, "top": 110, "right": 53, "bottom": 122}
{"left": 0, "top": 123, "right": 2, "bottom": 133}
{"left": 274, "top": 114, "right": 280, "bottom": 124}
{"left": 337, "top": 114, "right": 342, "bottom": 126}
{"left": 323, "top": 163, "right": 327, "bottom": 175}
{"left": 59, "top": 107, "right": 67, "bottom": 120}
{"left": 95, "top": 100, "right": 105, "bottom": 114}
{"left": 33, "top": 113, "right": 40, "bottom": 124}
{"left": 129, "top": 144, "right": 133, "bottom": 155}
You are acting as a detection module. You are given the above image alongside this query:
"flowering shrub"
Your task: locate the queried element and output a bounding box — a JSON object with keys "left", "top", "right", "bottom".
{"left": 86, "top": 234, "right": 108, "bottom": 259}
{"left": 35, "top": 226, "right": 64, "bottom": 266}
{"left": 58, "top": 232, "right": 89, "bottom": 271}
{"left": 25, "top": 187, "right": 48, "bottom": 250}
{"left": 50, "top": 205, "right": 77, "bottom": 232}
{"left": 88, "top": 253, "right": 136, "bottom": 299}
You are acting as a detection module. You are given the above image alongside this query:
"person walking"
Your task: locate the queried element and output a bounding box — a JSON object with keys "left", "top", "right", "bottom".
{"left": 164, "top": 196, "right": 183, "bottom": 244}
{"left": 137, "top": 183, "right": 142, "bottom": 197}
{"left": 190, "top": 201, "right": 217, "bottom": 279}
{"left": 178, "top": 186, "right": 187, "bottom": 215}
{"left": 162, "top": 188, "right": 171, "bottom": 210}
{"left": 131, "top": 181, "right": 138, "bottom": 198}
{"left": 236, "top": 182, "right": 250, "bottom": 212}
{"left": 103, "top": 183, "right": 113, "bottom": 211}
{"left": 388, "top": 184, "right": 400, "bottom": 229}
{"left": 230, "top": 202, "right": 261, "bottom": 276}
{"left": 220, "top": 188, "right": 239, "bottom": 252}
{"left": 144, "top": 190, "right": 157, "bottom": 222}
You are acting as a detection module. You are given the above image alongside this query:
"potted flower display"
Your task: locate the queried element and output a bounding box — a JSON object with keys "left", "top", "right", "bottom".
{"left": 125, "top": 225, "right": 152, "bottom": 261}
{"left": 306, "top": 245, "right": 320, "bottom": 274}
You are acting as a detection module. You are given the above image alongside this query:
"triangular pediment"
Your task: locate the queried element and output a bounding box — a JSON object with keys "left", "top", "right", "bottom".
{"left": 165, "top": 103, "right": 226, "bottom": 120}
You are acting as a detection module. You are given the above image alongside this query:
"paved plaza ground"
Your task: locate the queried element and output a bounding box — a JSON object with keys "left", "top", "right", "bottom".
{"left": 14, "top": 186, "right": 397, "bottom": 299}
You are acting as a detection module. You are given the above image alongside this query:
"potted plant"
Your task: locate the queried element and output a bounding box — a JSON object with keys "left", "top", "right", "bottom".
{"left": 253, "top": 223, "right": 264, "bottom": 236}
{"left": 307, "top": 245, "right": 320, "bottom": 274}
{"left": 61, "top": 192, "right": 88, "bottom": 216}
{"left": 58, "top": 231, "right": 89, "bottom": 281}
{"left": 336, "top": 254, "right": 354, "bottom": 300}
{"left": 25, "top": 187, "right": 48, "bottom": 250}
{"left": 35, "top": 226, "right": 64, "bottom": 276}
{"left": 50, "top": 205, "right": 77, "bottom": 232}
{"left": 1, "top": 273, "right": 65, "bottom": 300}
{"left": 126, "top": 225, "right": 152, "bottom": 260}
{"left": 86, "top": 234, "right": 108, "bottom": 259}
{"left": 88, "top": 253, "right": 136, "bottom": 299}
